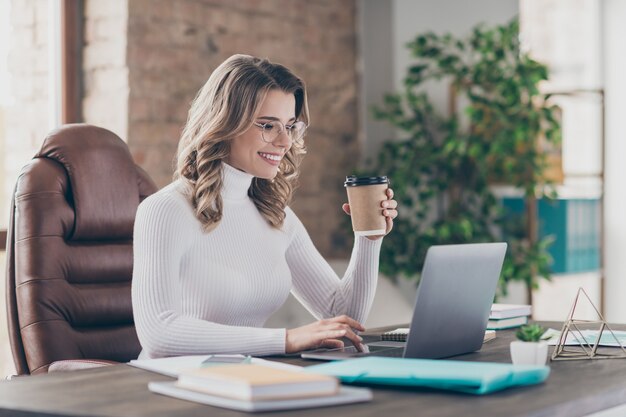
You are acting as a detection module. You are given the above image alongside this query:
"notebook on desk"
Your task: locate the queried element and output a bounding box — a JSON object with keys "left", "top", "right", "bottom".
{"left": 380, "top": 328, "right": 496, "bottom": 343}
{"left": 301, "top": 243, "right": 507, "bottom": 361}
{"left": 149, "top": 382, "right": 372, "bottom": 412}
{"left": 305, "top": 357, "right": 549, "bottom": 395}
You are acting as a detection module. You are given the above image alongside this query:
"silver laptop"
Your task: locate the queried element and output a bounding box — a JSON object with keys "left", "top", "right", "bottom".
{"left": 301, "top": 242, "right": 507, "bottom": 360}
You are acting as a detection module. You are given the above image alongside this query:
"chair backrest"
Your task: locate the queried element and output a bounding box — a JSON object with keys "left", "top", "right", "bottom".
{"left": 5, "top": 124, "right": 157, "bottom": 374}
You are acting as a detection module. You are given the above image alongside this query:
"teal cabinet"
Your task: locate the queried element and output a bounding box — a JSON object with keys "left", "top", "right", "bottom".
{"left": 502, "top": 198, "right": 600, "bottom": 274}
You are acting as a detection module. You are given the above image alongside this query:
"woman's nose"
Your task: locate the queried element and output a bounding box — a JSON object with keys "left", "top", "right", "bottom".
{"left": 274, "top": 129, "right": 292, "bottom": 147}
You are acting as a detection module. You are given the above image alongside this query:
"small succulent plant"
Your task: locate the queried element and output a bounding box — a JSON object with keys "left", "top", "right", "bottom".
{"left": 516, "top": 324, "right": 547, "bottom": 342}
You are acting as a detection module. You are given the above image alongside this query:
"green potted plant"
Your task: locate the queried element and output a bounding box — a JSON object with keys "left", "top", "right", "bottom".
{"left": 511, "top": 324, "right": 549, "bottom": 365}
{"left": 367, "top": 18, "right": 561, "bottom": 301}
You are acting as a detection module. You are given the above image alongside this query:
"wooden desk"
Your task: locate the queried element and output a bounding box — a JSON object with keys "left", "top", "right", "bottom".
{"left": 1, "top": 323, "right": 625, "bottom": 417}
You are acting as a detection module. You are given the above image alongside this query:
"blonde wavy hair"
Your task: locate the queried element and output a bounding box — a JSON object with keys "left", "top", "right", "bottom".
{"left": 175, "top": 54, "right": 309, "bottom": 232}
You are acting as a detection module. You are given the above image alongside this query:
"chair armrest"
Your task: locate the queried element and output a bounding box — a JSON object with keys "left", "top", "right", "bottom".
{"left": 48, "top": 359, "right": 120, "bottom": 373}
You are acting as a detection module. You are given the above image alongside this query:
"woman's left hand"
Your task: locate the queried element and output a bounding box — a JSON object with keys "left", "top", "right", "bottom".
{"left": 342, "top": 188, "right": 398, "bottom": 241}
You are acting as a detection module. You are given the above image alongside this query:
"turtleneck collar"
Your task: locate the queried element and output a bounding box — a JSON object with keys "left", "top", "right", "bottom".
{"left": 221, "top": 162, "right": 254, "bottom": 201}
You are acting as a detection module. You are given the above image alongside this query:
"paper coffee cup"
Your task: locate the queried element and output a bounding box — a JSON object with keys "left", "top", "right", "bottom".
{"left": 344, "top": 175, "right": 389, "bottom": 236}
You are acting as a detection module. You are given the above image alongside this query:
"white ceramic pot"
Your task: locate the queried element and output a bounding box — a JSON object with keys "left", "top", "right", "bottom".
{"left": 510, "top": 341, "right": 549, "bottom": 365}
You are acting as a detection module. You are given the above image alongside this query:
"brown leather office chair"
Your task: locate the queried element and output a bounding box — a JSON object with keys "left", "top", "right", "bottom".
{"left": 5, "top": 124, "right": 157, "bottom": 375}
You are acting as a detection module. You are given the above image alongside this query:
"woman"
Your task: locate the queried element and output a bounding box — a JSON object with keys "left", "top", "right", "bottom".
{"left": 132, "top": 54, "right": 398, "bottom": 359}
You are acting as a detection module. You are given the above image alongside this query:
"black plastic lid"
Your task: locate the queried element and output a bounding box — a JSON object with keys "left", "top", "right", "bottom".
{"left": 344, "top": 175, "right": 389, "bottom": 187}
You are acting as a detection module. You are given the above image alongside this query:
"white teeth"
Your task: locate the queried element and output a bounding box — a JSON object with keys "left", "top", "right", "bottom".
{"left": 259, "top": 152, "right": 281, "bottom": 161}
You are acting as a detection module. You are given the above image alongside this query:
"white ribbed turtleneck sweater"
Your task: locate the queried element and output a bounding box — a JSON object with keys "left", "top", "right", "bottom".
{"left": 132, "top": 163, "right": 382, "bottom": 359}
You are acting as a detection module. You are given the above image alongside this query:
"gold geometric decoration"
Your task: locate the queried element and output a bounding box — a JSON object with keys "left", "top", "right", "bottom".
{"left": 551, "top": 287, "right": 626, "bottom": 361}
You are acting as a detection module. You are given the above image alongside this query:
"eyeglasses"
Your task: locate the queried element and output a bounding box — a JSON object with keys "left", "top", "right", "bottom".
{"left": 253, "top": 120, "right": 307, "bottom": 144}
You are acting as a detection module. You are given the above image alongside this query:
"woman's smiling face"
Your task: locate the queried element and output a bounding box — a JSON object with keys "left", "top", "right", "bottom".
{"left": 225, "top": 89, "right": 295, "bottom": 179}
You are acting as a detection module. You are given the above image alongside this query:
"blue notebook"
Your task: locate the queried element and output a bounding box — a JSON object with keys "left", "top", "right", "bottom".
{"left": 305, "top": 357, "right": 550, "bottom": 395}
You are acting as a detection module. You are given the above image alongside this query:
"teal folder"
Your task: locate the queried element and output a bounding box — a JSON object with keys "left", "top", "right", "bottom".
{"left": 305, "top": 357, "right": 550, "bottom": 395}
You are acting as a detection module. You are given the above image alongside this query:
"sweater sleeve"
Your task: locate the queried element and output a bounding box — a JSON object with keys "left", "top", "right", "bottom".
{"left": 131, "top": 194, "right": 286, "bottom": 358}
{"left": 284, "top": 208, "right": 382, "bottom": 323}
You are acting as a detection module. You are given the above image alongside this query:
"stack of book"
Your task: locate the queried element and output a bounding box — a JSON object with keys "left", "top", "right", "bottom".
{"left": 148, "top": 363, "right": 372, "bottom": 412}
{"left": 487, "top": 304, "right": 532, "bottom": 330}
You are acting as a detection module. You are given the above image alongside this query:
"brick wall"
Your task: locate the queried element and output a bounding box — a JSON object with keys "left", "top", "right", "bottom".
{"left": 3, "top": 0, "right": 49, "bottom": 228}
{"left": 83, "top": 0, "right": 129, "bottom": 140}
{"left": 2, "top": 0, "right": 51, "bottom": 377}
{"left": 84, "top": 0, "right": 360, "bottom": 257}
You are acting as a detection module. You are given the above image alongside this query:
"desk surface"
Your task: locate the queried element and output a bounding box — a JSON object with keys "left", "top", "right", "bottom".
{"left": 1, "top": 322, "right": 626, "bottom": 417}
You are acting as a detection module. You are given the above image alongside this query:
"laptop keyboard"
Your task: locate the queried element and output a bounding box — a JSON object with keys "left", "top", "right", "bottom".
{"left": 338, "top": 345, "right": 405, "bottom": 357}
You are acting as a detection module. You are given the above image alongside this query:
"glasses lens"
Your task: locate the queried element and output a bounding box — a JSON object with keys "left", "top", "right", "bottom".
{"left": 258, "top": 121, "right": 307, "bottom": 143}
{"left": 262, "top": 123, "right": 281, "bottom": 143}
{"left": 288, "top": 121, "right": 307, "bottom": 141}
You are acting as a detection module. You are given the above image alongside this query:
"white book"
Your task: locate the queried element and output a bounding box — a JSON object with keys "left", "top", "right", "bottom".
{"left": 128, "top": 355, "right": 301, "bottom": 378}
{"left": 149, "top": 381, "right": 372, "bottom": 412}
{"left": 490, "top": 303, "right": 531, "bottom": 319}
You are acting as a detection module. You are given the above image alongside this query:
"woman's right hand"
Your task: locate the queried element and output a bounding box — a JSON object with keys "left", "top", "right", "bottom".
{"left": 285, "top": 315, "right": 365, "bottom": 353}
